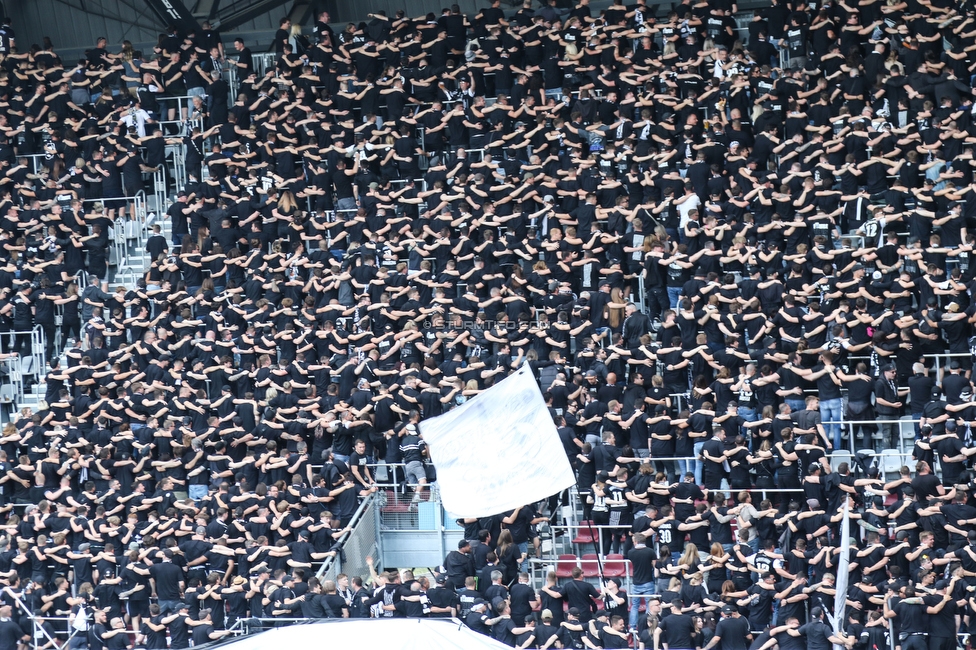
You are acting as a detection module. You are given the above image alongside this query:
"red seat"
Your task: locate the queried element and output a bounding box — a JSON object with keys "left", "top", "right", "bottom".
{"left": 572, "top": 521, "right": 595, "bottom": 545}
{"left": 580, "top": 553, "right": 600, "bottom": 578}
{"left": 603, "top": 554, "right": 628, "bottom": 578}
{"left": 555, "top": 554, "right": 578, "bottom": 579}
{"left": 381, "top": 491, "right": 411, "bottom": 513}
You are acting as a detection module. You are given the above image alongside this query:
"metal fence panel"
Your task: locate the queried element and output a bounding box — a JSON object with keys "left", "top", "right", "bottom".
{"left": 317, "top": 494, "right": 379, "bottom": 585}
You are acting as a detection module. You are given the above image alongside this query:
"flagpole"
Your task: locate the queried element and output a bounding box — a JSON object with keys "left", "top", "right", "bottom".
{"left": 831, "top": 498, "right": 851, "bottom": 650}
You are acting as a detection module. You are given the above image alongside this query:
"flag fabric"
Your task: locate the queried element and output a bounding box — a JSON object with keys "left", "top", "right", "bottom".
{"left": 419, "top": 363, "right": 576, "bottom": 518}
{"left": 830, "top": 498, "right": 851, "bottom": 649}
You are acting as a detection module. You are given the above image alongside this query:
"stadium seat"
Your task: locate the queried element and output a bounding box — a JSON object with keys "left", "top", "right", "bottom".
{"left": 603, "top": 554, "right": 629, "bottom": 578}
{"left": 580, "top": 554, "right": 600, "bottom": 578}
{"left": 572, "top": 521, "right": 595, "bottom": 553}
{"left": 555, "top": 554, "right": 578, "bottom": 579}
{"left": 380, "top": 490, "right": 410, "bottom": 513}
{"left": 572, "top": 522, "right": 595, "bottom": 544}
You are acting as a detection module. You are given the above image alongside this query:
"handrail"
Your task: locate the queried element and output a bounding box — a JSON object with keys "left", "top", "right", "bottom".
{"left": 7, "top": 587, "right": 64, "bottom": 649}
{"left": 315, "top": 491, "right": 376, "bottom": 581}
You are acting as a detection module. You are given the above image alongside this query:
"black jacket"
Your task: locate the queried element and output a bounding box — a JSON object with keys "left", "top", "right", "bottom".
{"left": 444, "top": 549, "right": 475, "bottom": 590}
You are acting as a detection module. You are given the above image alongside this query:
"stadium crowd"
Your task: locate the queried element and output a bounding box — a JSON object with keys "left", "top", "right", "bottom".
{"left": 0, "top": 0, "right": 973, "bottom": 647}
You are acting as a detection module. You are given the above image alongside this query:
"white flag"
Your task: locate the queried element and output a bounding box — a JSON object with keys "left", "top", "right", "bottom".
{"left": 420, "top": 364, "right": 576, "bottom": 518}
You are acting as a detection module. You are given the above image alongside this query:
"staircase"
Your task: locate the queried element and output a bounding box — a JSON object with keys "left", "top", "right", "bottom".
{"left": 10, "top": 164, "right": 174, "bottom": 419}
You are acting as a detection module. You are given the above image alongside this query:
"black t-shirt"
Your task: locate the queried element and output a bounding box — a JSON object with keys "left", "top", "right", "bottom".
{"left": 140, "top": 617, "right": 168, "bottom": 650}
{"left": 0, "top": 619, "right": 21, "bottom": 650}
{"left": 149, "top": 562, "right": 183, "bottom": 600}
{"left": 503, "top": 507, "right": 533, "bottom": 544}
{"left": 191, "top": 624, "right": 215, "bottom": 646}
{"left": 715, "top": 615, "right": 751, "bottom": 650}
{"left": 660, "top": 613, "right": 697, "bottom": 647}
{"left": 911, "top": 473, "right": 941, "bottom": 503}
{"left": 492, "top": 617, "right": 518, "bottom": 646}
{"left": 799, "top": 620, "right": 833, "bottom": 650}
{"left": 811, "top": 364, "right": 842, "bottom": 400}
{"left": 466, "top": 609, "right": 491, "bottom": 635}
{"left": 894, "top": 600, "right": 927, "bottom": 634}
{"left": 166, "top": 614, "right": 190, "bottom": 649}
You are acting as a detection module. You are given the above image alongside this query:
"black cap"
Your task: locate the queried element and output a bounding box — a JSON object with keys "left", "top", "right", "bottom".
{"left": 435, "top": 574, "right": 448, "bottom": 584}
{"left": 721, "top": 605, "right": 735, "bottom": 615}
{"left": 935, "top": 579, "right": 949, "bottom": 590}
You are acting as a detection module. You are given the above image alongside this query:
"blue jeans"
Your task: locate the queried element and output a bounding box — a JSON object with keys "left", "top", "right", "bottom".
{"left": 820, "top": 398, "right": 843, "bottom": 449}
{"left": 158, "top": 599, "right": 182, "bottom": 616}
{"left": 738, "top": 406, "right": 757, "bottom": 437}
{"left": 693, "top": 441, "right": 705, "bottom": 484}
{"left": 676, "top": 458, "right": 693, "bottom": 479}
{"left": 334, "top": 454, "right": 350, "bottom": 465}
{"left": 189, "top": 485, "right": 209, "bottom": 502}
{"left": 629, "top": 582, "right": 656, "bottom": 629}
{"left": 912, "top": 412, "right": 923, "bottom": 438}
{"left": 667, "top": 286, "right": 681, "bottom": 309}
{"left": 785, "top": 398, "right": 806, "bottom": 414}
{"left": 337, "top": 197, "right": 357, "bottom": 212}
{"left": 518, "top": 541, "right": 529, "bottom": 572}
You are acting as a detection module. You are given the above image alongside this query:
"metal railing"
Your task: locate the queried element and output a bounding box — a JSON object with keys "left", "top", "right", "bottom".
{"left": 316, "top": 492, "right": 379, "bottom": 585}
{"left": 5, "top": 587, "right": 71, "bottom": 650}
{"left": 0, "top": 326, "right": 46, "bottom": 383}
{"left": 252, "top": 53, "right": 279, "bottom": 78}
{"left": 924, "top": 351, "right": 972, "bottom": 379}
{"left": 0, "top": 353, "right": 23, "bottom": 406}
{"left": 168, "top": 144, "right": 187, "bottom": 193}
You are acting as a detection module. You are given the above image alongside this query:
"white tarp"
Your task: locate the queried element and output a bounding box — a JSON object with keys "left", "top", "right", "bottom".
{"left": 212, "top": 618, "right": 512, "bottom": 650}
{"left": 420, "top": 363, "right": 576, "bottom": 518}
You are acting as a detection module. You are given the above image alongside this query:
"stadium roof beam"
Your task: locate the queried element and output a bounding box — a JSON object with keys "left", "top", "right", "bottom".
{"left": 192, "top": 0, "right": 223, "bottom": 19}
{"left": 213, "top": 0, "right": 291, "bottom": 32}
{"left": 144, "top": 0, "right": 200, "bottom": 33}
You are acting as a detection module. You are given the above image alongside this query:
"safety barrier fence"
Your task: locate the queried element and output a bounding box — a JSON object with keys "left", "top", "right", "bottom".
{"left": 315, "top": 492, "right": 379, "bottom": 588}
{"left": 0, "top": 327, "right": 46, "bottom": 384}
{"left": 351, "top": 443, "right": 922, "bottom": 500}
{"left": 9, "top": 589, "right": 69, "bottom": 650}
